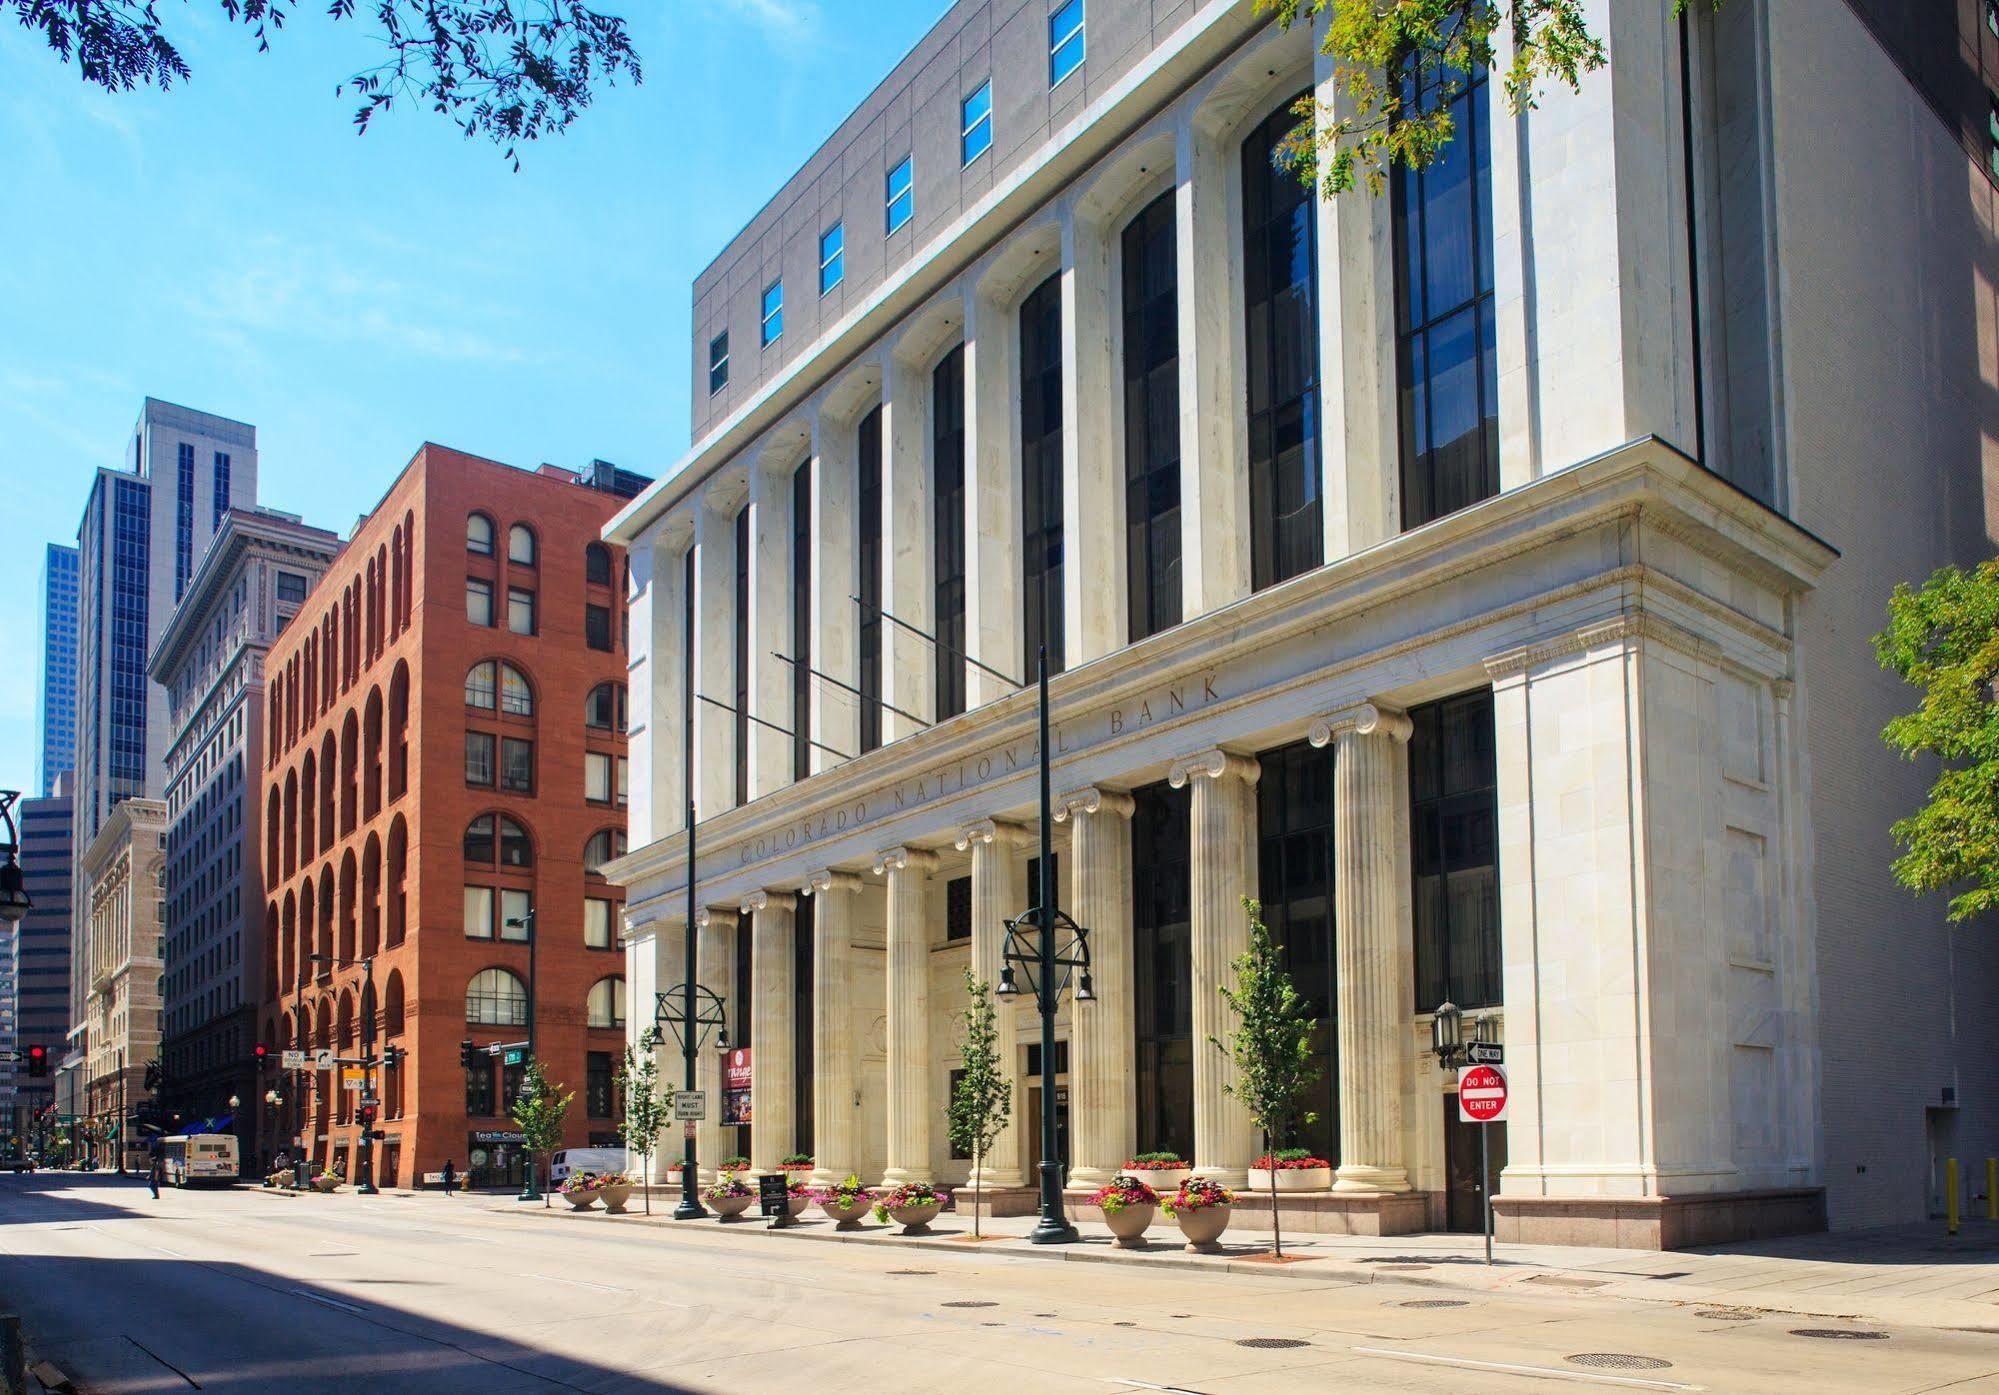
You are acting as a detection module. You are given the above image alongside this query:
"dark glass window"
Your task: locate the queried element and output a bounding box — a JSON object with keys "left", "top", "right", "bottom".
{"left": 856, "top": 406, "right": 884, "bottom": 753}
{"left": 1132, "top": 782, "right": 1192, "bottom": 1157}
{"left": 464, "top": 732, "right": 495, "bottom": 787}
{"left": 1020, "top": 272, "right": 1065, "bottom": 678}
{"left": 793, "top": 895, "right": 815, "bottom": 1156}
{"left": 1410, "top": 690, "right": 1500, "bottom": 1011}
{"left": 502, "top": 1061, "right": 524, "bottom": 1106}
{"left": 175, "top": 442, "right": 194, "bottom": 600}
{"left": 500, "top": 737, "right": 534, "bottom": 794}
{"left": 586, "top": 1051, "right": 615, "bottom": 1119}
{"left": 586, "top": 604, "right": 612, "bottom": 652}
{"left": 463, "top": 813, "right": 495, "bottom": 863}
{"left": 498, "top": 815, "right": 533, "bottom": 868}
{"left": 946, "top": 875, "right": 971, "bottom": 942}
{"left": 791, "top": 459, "right": 813, "bottom": 780}
{"left": 1243, "top": 96, "right": 1323, "bottom": 590}
{"left": 1122, "top": 193, "right": 1182, "bottom": 643}
{"left": 213, "top": 450, "right": 231, "bottom": 528}
{"left": 708, "top": 332, "right": 730, "bottom": 394}
{"left": 1394, "top": 53, "right": 1497, "bottom": 528}
{"left": 731, "top": 912, "right": 753, "bottom": 1156}
{"left": 1256, "top": 740, "right": 1337, "bottom": 1162}
{"left": 465, "top": 1059, "right": 495, "bottom": 1116}
{"left": 277, "top": 571, "right": 308, "bottom": 604}
{"left": 734, "top": 505, "right": 751, "bottom": 805}
{"left": 585, "top": 542, "right": 613, "bottom": 587}
{"left": 933, "top": 345, "right": 967, "bottom": 721}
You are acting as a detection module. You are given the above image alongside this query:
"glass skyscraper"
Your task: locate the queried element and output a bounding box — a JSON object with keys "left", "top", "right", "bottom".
{"left": 36, "top": 544, "right": 77, "bottom": 797}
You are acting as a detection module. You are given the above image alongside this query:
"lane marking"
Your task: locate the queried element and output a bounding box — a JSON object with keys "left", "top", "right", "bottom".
{"left": 518, "top": 1272, "right": 631, "bottom": 1293}
{"left": 291, "top": 1289, "right": 367, "bottom": 1315}
{"left": 1350, "top": 1347, "right": 1702, "bottom": 1391}
{"left": 1104, "top": 1381, "right": 1210, "bottom": 1395}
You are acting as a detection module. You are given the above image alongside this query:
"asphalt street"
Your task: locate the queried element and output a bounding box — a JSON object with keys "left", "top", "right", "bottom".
{"left": 2, "top": 1172, "right": 1997, "bottom": 1393}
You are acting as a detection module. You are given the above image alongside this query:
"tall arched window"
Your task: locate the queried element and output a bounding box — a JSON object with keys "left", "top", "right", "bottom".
{"left": 467, "top": 968, "right": 528, "bottom": 1026}
{"left": 508, "top": 523, "right": 537, "bottom": 567}
{"left": 386, "top": 815, "right": 409, "bottom": 947}
{"left": 467, "top": 512, "right": 495, "bottom": 556}
{"left": 583, "top": 828, "right": 627, "bottom": 878}
{"left": 388, "top": 661, "right": 410, "bottom": 799}
{"left": 363, "top": 686, "right": 384, "bottom": 819}
{"left": 586, "top": 977, "right": 625, "bottom": 1029}
{"left": 585, "top": 542, "right": 613, "bottom": 586}
{"left": 466, "top": 660, "right": 534, "bottom": 717}
{"left": 584, "top": 682, "right": 627, "bottom": 732}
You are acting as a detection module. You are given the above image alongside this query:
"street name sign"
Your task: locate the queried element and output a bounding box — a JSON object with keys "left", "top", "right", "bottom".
{"left": 671, "top": 1090, "right": 706, "bottom": 1121}
{"left": 502, "top": 1048, "right": 525, "bottom": 1066}
{"left": 280, "top": 1050, "right": 306, "bottom": 1070}
{"left": 1466, "top": 1042, "right": 1505, "bottom": 1066}
{"left": 1457, "top": 1064, "right": 1509, "bottom": 1123}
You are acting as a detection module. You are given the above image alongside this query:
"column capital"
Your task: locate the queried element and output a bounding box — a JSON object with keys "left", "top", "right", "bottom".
{"left": 954, "top": 818, "right": 1029, "bottom": 852}
{"left": 871, "top": 845, "right": 939, "bottom": 877}
{"left": 802, "top": 868, "right": 865, "bottom": 897}
{"left": 1053, "top": 786, "right": 1135, "bottom": 823}
{"left": 1307, "top": 701, "right": 1413, "bottom": 749}
{"left": 1167, "top": 748, "right": 1260, "bottom": 789}
{"left": 692, "top": 905, "right": 737, "bottom": 930}
{"left": 740, "top": 889, "right": 798, "bottom": 915}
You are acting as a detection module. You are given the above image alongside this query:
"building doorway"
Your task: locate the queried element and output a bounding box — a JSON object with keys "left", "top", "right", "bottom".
{"left": 1443, "top": 1095, "right": 1507, "bottom": 1233}
{"left": 468, "top": 1132, "right": 527, "bottom": 1190}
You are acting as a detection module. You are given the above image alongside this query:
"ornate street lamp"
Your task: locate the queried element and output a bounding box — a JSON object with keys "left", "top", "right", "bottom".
{"left": 1430, "top": 1000, "right": 1463, "bottom": 1069}
{"left": 0, "top": 790, "right": 32, "bottom": 926}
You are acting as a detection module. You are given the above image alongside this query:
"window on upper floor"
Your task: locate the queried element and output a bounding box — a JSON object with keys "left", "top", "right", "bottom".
{"left": 585, "top": 542, "right": 613, "bottom": 587}
{"left": 465, "top": 731, "right": 496, "bottom": 786}
{"left": 761, "top": 280, "right": 784, "bottom": 346}
{"left": 508, "top": 523, "right": 536, "bottom": 567}
{"left": 507, "top": 587, "right": 536, "bottom": 636}
{"left": 467, "top": 513, "right": 495, "bottom": 556}
{"left": 500, "top": 737, "right": 534, "bottom": 794}
{"left": 585, "top": 682, "right": 627, "bottom": 732}
{"left": 584, "top": 896, "right": 617, "bottom": 950}
{"left": 708, "top": 331, "right": 730, "bottom": 395}
{"left": 1049, "top": 0, "right": 1084, "bottom": 87}
{"left": 885, "top": 155, "right": 913, "bottom": 235}
{"left": 962, "top": 80, "right": 992, "bottom": 165}
{"left": 587, "top": 977, "right": 625, "bottom": 1030}
{"left": 585, "top": 603, "right": 612, "bottom": 652}
{"left": 466, "top": 577, "right": 494, "bottom": 627}
{"left": 277, "top": 572, "right": 308, "bottom": 605}
{"left": 583, "top": 828, "right": 626, "bottom": 877}
{"left": 819, "top": 223, "right": 844, "bottom": 295}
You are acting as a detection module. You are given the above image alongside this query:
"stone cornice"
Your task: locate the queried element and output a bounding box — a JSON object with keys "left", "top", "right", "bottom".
{"left": 1483, "top": 612, "right": 1723, "bottom": 680}
{"left": 954, "top": 818, "right": 1029, "bottom": 851}
{"left": 1167, "top": 748, "right": 1260, "bottom": 788}
{"left": 871, "top": 846, "right": 939, "bottom": 877}
{"left": 740, "top": 890, "right": 798, "bottom": 915}
{"left": 1307, "top": 701, "right": 1412, "bottom": 749}
{"left": 1053, "top": 786, "right": 1136, "bottom": 822}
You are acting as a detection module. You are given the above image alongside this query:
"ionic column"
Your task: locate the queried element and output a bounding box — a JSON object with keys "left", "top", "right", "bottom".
{"left": 693, "top": 906, "right": 735, "bottom": 1182}
{"left": 873, "top": 845, "right": 937, "bottom": 1183}
{"left": 804, "top": 869, "right": 864, "bottom": 1188}
{"left": 954, "top": 819, "right": 1027, "bottom": 1188}
{"left": 1054, "top": 787, "right": 1135, "bottom": 1188}
{"left": 1310, "top": 702, "right": 1415, "bottom": 1193}
{"left": 1168, "top": 748, "right": 1260, "bottom": 1187}
{"left": 743, "top": 890, "right": 797, "bottom": 1175}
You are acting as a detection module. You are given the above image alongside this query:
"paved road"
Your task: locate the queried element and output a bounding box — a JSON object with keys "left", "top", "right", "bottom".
{"left": 2, "top": 1173, "right": 1997, "bottom": 1393}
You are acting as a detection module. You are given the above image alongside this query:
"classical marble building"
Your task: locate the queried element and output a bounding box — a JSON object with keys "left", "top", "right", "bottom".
{"left": 80, "top": 797, "right": 166, "bottom": 1171}
{"left": 606, "top": 0, "right": 1999, "bottom": 1245}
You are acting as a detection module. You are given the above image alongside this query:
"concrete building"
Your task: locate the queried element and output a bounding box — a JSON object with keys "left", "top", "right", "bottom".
{"left": 11, "top": 790, "right": 75, "bottom": 1148}
{"left": 80, "top": 796, "right": 166, "bottom": 1171}
{"left": 255, "top": 446, "right": 645, "bottom": 1189}
{"left": 39, "top": 544, "right": 79, "bottom": 798}
{"left": 150, "top": 508, "right": 342, "bottom": 1172}
{"left": 605, "top": 0, "right": 1999, "bottom": 1246}
{"left": 69, "top": 400, "right": 258, "bottom": 1113}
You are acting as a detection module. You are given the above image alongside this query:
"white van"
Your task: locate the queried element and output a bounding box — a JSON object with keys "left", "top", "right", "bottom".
{"left": 548, "top": 1147, "right": 630, "bottom": 1184}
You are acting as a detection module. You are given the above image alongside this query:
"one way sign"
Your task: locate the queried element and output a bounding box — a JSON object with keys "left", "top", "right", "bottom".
{"left": 1466, "top": 1042, "right": 1504, "bottom": 1065}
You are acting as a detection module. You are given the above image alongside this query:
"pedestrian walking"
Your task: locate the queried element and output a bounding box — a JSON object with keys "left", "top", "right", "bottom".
{"left": 147, "top": 1151, "right": 161, "bottom": 1199}
{"left": 441, "top": 1159, "right": 457, "bottom": 1197}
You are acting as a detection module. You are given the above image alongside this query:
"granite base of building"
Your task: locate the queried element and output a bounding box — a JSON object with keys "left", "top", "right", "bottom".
{"left": 1056, "top": 1189, "right": 1435, "bottom": 1236}
{"left": 1493, "top": 1189, "right": 1828, "bottom": 1250}
{"left": 958, "top": 1186, "right": 1042, "bottom": 1219}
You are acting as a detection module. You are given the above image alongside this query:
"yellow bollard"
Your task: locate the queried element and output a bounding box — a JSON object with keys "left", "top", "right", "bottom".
{"left": 1947, "top": 1158, "right": 1960, "bottom": 1236}
{"left": 1988, "top": 1159, "right": 1997, "bottom": 1222}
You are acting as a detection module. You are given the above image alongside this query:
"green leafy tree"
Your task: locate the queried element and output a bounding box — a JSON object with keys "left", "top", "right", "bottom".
{"left": 1211, "top": 898, "right": 1320, "bottom": 1259}
{"left": 1875, "top": 559, "right": 1999, "bottom": 921}
{"left": 9, "top": 0, "right": 641, "bottom": 165}
{"left": 614, "top": 1044, "right": 667, "bottom": 1216}
{"left": 947, "top": 968, "right": 1014, "bottom": 1239}
{"left": 510, "top": 1058, "right": 573, "bottom": 1206}
{"left": 1262, "top": 0, "right": 1719, "bottom": 196}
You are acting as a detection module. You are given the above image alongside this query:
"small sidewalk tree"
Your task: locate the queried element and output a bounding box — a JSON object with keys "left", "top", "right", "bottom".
{"left": 511, "top": 1059, "right": 573, "bottom": 1209}
{"left": 948, "top": 967, "right": 1014, "bottom": 1239}
{"left": 616, "top": 1045, "right": 668, "bottom": 1216}
{"left": 1212, "top": 897, "right": 1320, "bottom": 1259}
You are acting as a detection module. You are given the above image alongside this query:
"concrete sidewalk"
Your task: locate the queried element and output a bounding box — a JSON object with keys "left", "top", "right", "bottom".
{"left": 485, "top": 1190, "right": 1999, "bottom": 1334}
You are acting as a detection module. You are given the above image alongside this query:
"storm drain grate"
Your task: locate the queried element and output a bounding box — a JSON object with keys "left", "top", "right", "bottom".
{"left": 1397, "top": 1299, "right": 1469, "bottom": 1309}
{"left": 1235, "top": 1338, "right": 1311, "bottom": 1350}
{"left": 1567, "top": 1354, "right": 1673, "bottom": 1372}
{"left": 888, "top": 1269, "right": 935, "bottom": 1276}
{"left": 944, "top": 1300, "right": 998, "bottom": 1308}
{"left": 981, "top": 1321, "right": 1005, "bottom": 1327}
{"left": 1113, "top": 1321, "right": 1137, "bottom": 1327}
{"left": 1791, "top": 1328, "right": 1888, "bottom": 1341}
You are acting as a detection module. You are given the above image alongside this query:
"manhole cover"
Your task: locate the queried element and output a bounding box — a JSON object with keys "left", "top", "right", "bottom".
{"left": 1567, "top": 1354, "right": 1673, "bottom": 1372}
{"left": 1236, "top": 1338, "right": 1311, "bottom": 1350}
{"left": 888, "top": 1269, "right": 935, "bottom": 1276}
{"left": 1695, "top": 1309, "right": 1758, "bottom": 1322}
{"left": 1791, "top": 1328, "right": 1888, "bottom": 1341}
{"left": 1397, "top": 1299, "right": 1469, "bottom": 1309}
{"left": 943, "top": 1300, "right": 998, "bottom": 1309}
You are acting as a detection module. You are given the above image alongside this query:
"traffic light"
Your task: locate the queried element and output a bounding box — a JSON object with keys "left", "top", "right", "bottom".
{"left": 252, "top": 1043, "right": 270, "bottom": 1071}
{"left": 356, "top": 1101, "right": 377, "bottom": 1128}
{"left": 26, "top": 1044, "right": 47, "bottom": 1078}
{"left": 459, "top": 1039, "right": 478, "bottom": 1071}
{"left": 382, "top": 1044, "right": 406, "bottom": 1070}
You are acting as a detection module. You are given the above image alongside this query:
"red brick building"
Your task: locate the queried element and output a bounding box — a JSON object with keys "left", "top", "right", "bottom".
{"left": 257, "top": 446, "right": 644, "bottom": 1189}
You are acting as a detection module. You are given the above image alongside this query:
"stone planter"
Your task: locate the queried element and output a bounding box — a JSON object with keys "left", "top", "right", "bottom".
{"left": 564, "top": 1190, "right": 601, "bottom": 1211}
{"left": 1123, "top": 1167, "right": 1190, "bottom": 1192}
{"left": 820, "top": 1195, "right": 870, "bottom": 1230}
{"left": 888, "top": 1200, "right": 942, "bottom": 1235}
{"left": 1247, "top": 1167, "right": 1333, "bottom": 1193}
{"left": 1102, "top": 1202, "right": 1156, "bottom": 1249}
{"left": 710, "top": 1192, "right": 756, "bottom": 1219}
{"left": 598, "top": 1183, "right": 633, "bottom": 1214}
{"left": 310, "top": 1174, "right": 341, "bottom": 1193}
{"left": 786, "top": 1194, "right": 811, "bottom": 1218}
{"left": 1172, "top": 1203, "right": 1231, "bottom": 1253}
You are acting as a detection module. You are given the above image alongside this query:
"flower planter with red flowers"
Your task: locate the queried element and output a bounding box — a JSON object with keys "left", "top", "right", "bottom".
{"left": 814, "top": 1173, "right": 872, "bottom": 1229}
{"left": 1119, "top": 1152, "right": 1192, "bottom": 1192}
{"left": 560, "top": 1172, "right": 604, "bottom": 1210}
{"left": 703, "top": 1172, "right": 756, "bottom": 1219}
{"left": 598, "top": 1176, "right": 634, "bottom": 1213}
{"left": 1090, "top": 1175, "right": 1159, "bottom": 1248}
{"left": 872, "top": 1180, "right": 945, "bottom": 1235}
{"left": 1247, "top": 1151, "right": 1333, "bottom": 1193}
{"left": 1161, "top": 1177, "right": 1235, "bottom": 1253}
{"left": 778, "top": 1153, "right": 815, "bottom": 1177}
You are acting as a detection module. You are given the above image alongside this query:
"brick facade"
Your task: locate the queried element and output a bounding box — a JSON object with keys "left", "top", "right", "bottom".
{"left": 258, "top": 445, "right": 634, "bottom": 1189}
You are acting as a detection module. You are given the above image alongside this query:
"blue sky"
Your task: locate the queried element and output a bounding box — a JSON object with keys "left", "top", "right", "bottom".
{"left": 0, "top": 0, "right": 945, "bottom": 802}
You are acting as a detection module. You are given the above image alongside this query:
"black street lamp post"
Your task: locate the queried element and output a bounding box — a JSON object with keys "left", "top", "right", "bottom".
{"left": 503, "top": 908, "right": 541, "bottom": 1202}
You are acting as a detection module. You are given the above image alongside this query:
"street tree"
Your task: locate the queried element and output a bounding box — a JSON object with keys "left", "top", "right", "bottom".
{"left": 1261, "top": 0, "right": 1720, "bottom": 195}
{"left": 10, "top": 0, "right": 641, "bottom": 165}
{"left": 1875, "top": 558, "right": 1999, "bottom": 922}
{"left": 1211, "top": 898, "right": 1320, "bottom": 1259}
{"left": 510, "top": 1058, "right": 572, "bottom": 1206}
{"left": 614, "top": 1043, "right": 667, "bottom": 1216}
{"left": 947, "top": 967, "right": 1013, "bottom": 1239}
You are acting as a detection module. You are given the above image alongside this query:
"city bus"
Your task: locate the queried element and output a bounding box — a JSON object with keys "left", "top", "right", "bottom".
{"left": 159, "top": 1134, "right": 239, "bottom": 1186}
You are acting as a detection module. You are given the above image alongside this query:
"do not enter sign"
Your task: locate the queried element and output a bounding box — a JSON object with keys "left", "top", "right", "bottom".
{"left": 1457, "top": 1064, "right": 1509, "bottom": 1123}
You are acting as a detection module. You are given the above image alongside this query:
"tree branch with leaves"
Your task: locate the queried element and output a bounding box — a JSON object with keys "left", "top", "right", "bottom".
{"left": 510, "top": 1057, "right": 573, "bottom": 1206}
{"left": 615, "top": 1043, "right": 667, "bottom": 1216}
{"left": 948, "top": 967, "right": 1014, "bottom": 1239}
